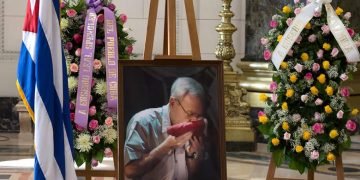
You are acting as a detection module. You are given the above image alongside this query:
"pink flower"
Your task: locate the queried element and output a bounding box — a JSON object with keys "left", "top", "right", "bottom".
{"left": 347, "top": 28, "right": 355, "bottom": 37}
{"left": 312, "top": 63, "right": 320, "bottom": 72}
{"left": 91, "top": 159, "right": 98, "bottom": 167}
{"left": 344, "top": 12, "right": 352, "bottom": 20}
{"left": 317, "top": 49, "right": 324, "bottom": 59}
{"left": 263, "top": 49, "right": 272, "bottom": 61}
{"left": 107, "top": 3, "right": 116, "bottom": 11}
{"left": 69, "top": 102, "right": 75, "bottom": 111}
{"left": 340, "top": 74, "right": 348, "bottom": 81}
{"left": 73, "top": 33, "right": 83, "bottom": 44}
{"left": 321, "top": 25, "right": 330, "bottom": 34}
{"left": 331, "top": 48, "right": 339, "bottom": 57}
{"left": 120, "top": 14, "right": 127, "bottom": 24}
{"left": 271, "top": 94, "right": 278, "bottom": 103}
{"left": 89, "top": 106, "right": 96, "bottom": 116}
{"left": 294, "top": 0, "right": 300, "bottom": 3}
{"left": 269, "top": 20, "right": 278, "bottom": 28}
{"left": 308, "top": 34, "right": 317, "bottom": 43}
{"left": 314, "top": 112, "right": 321, "bottom": 121}
{"left": 293, "top": 114, "right": 302, "bottom": 122}
{"left": 356, "top": 41, "right": 360, "bottom": 47}
{"left": 70, "top": 63, "right": 79, "bottom": 73}
{"left": 314, "top": 10, "right": 321, "bottom": 17}
{"left": 312, "top": 123, "right": 324, "bottom": 134}
{"left": 261, "top": 38, "right": 269, "bottom": 45}
{"left": 70, "top": 113, "right": 75, "bottom": 122}
{"left": 89, "top": 119, "right": 99, "bottom": 131}
{"left": 93, "top": 59, "right": 102, "bottom": 70}
{"left": 97, "top": 14, "right": 104, "bottom": 24}
{"left": 301, "top": 95, "right": 309, "bottom": 103}
{"left": 60, "top": 2, "right": 66, "bottom": 9}
{"left": 294, "top": 63, "right": 304, "bottom": 73}
{"left": 126, "top": 45, "right": 133, "bottom": 54}
{"left": 340, "top": 87, "right": 350, "bottom": 97}
{"left": 104, "top": 148, "right": 113, "bottom": 157}
{"left": 96, "top": 39, "right": 103, "bottom": 45}
{"left": 66, "top": 9, "right": 77, "bottom": 17}
{"left": 315, "top": 98, "right": 323, "bottom": 106}
{"left": 346, "top": 120, "right": 357, "bottom": 132}
{"left": 64, "top": 42, "right": 73, "bottom": 51}
{"left": 91, "top": 78, "right": 96, "bottom": 88}
{"left": 92, "top": 135, "right": 101, "bottom": 144}
{"left": 284, "top": 132, "right": 291, "bottom": 140}
{"left": 105, "top": 117, "right": 113, "bottom": 127}
{"left": 305, "top": 72, "right": 313, "bottom": 81}
{"left": 310, "top": 150, "right": 319, "bottom": 160}
{"left": 296, "top": 36, "right": 302, "bottom": 44}
{"left": 287, "top": 49, "right": 294, "bottom": 56}
{"left": 75, "top": 48, "right": 81, "bottom": 57}
{"left": 294, "top": 8, "right": 302, "bottom": 15}
{"left": 337, "top": 110, "right": 344, "bottom": 119}
{"left": 286, "top": 18, "right": 293, "bottom": 26}
{"left": 258, "top": 111, "right": 265, "bottom": 117}
{"left": 75, "top": 124, "right": 85, "bottom": 132}
{"left": 269, "top": 82, "right": 278, "bottom": 92}
{"left": 79, "top": 25, "right": 85, "bottom": 33}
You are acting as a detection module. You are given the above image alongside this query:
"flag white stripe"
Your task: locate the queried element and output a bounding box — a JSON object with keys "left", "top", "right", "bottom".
{"left": 64, "top": 126, "right": 77, "bottom": 179}
{"left": 22, "top": 31, "right": 37, "bottom": 62}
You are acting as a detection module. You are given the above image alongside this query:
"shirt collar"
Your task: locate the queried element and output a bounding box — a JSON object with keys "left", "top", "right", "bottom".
{"left": 161, "top": 104, "right": 171, "bottom": 133}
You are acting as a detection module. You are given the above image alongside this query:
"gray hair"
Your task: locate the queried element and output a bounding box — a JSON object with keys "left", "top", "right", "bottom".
{"left": 170, "top": 77, "right": 205, "bottom": 102}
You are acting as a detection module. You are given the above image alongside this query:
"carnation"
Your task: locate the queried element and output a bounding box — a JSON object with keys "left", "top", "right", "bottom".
{"left": 102, "top": 128, "right": 117, "bottom": 144}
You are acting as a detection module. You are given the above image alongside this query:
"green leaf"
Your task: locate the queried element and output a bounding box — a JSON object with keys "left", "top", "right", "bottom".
{"left": 75, "top": 151, "right": 85, "bottom": 167}
{"left": 289, "top": 158, "right": 306, "bottom": 174}
{"left": 95, "top": 151, "right": 105, "bottom": 163}
{"left": 273, "top": 148, "right": 285, "bottom": 167}
{"left": 258, "top": 124, "right": 271, "bottom": 135}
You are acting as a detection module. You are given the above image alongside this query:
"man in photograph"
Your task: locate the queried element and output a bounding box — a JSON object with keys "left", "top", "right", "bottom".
{"left": 124, "top": 77, "right": 208, "bottom": 180}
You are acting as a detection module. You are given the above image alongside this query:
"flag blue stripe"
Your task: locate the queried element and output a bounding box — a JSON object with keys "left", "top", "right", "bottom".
{"left": 34, "top": 155, "right": 46, "bottom": 180}
{"left": 52, "top": 0, "right": 60, "bottom": 20}
{"left": 17, "top": 43, "right": 35, "bottom": 110}
{"left": 35, "top": 23, "right": 66, "bottom": 178}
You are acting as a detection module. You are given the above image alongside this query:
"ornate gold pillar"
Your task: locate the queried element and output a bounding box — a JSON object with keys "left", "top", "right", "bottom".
{"left": 215, "top": 0, "right": 255, "bottom": 151}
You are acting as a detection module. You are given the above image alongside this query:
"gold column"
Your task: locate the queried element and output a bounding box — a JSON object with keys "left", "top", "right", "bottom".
{"left": 215, "top": 0, "right": 255, "bottom": 150}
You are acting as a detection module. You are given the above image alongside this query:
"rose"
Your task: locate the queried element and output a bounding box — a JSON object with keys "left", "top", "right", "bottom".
{"left": 310, "top": 150, "right": 319, "bottom": 160}
{"left": 294, "top": 64, "right": 304, "bottom": 73}
{"left": 92, "top": 135, "right": 100, "bottom": 144}
{"left": 340, "top": 87, "right": 350, "bottom": 97}
{"left": 314, "top": 10, "right": 321, "bottom": 17}
{"left": 271, "top": 94, "right": 278, "bottom": 103}
{"left": 93, "top": 59, "right": 102, "bottom": 70}
{"left": 66, "top": 9, "right": 77, "bottom": 18}
{"left": 89, "top": 119, "right": 99, "bottom": 131}
{"left": 75, "top": 48, "right": 81, "bottom": 57}
{"left": 64, "top": 42, "right": 73, "bottom": 51}
{"left": 60, "top": 2, "right": 66, "bottom": 9}
{"left": 347, "top": 28, "right": 355, "bottom": 37}
{"left": 287, "top": 49, "right": 294, "bottom": 56}
{"left": 258, "top": 111, "right": 265, "bottom": 117}
{"left": 97, "top": 14, "right": 104, "bottom": 24}
{"left": 337, "top": 110, "right": 344, "bottom": 119}
{"left": 284, "top": 132, "right": 291, "bottom": 140}
{"left": 70, "top": 113, "right": 75, "bottom": 122}
{"left": 314, "top": 112, "right": 321, "bottom": 121}
{"left": 91, "top": 159, "right": 98, "bottom": 167}
{"left": 126, "top": 45, "right": 134, "bottom": 55}
{"left": 286, "top": 18, "right": 293, "bottom": 26}
{"left": 294, "top": 8, "right": 301, "bottom": 15}
{"left": 263, "top": 49, "right": 272, "bottom": 61}
{"left": 308, "top": 34, "right": 317, "bottom": 43}
{"left": 296, "top": 36, "right": 302, "bottom": 44}
{"left": 104, "top": 148, "right": 113, "bottom": 157}
{"left": 79, "top": 25, "right": 85, "bottom": 33}
{"left": 331, "top": 48, "right": 339, "bottom": 57}
{"left": 269, "top": 20, "right": 278, "bottom": 28}
{"left": 346, "top": 120, "right": 357, "bottom": 132}
{"left": 96, "top": 39, "right": 103, "bottom": 46}
{"left": 73, "top": 34, "right": 83, "bottom": 44}
{"left": 344, "top": 12, "right": 352, "bottom": 20}
{"left": 312, "top": 63, "right": 320, "bottom": 72}
{"left": 105, "top": 117, "right": 113, "bottom": 127}
{"left": 261, "top": 38, "right": 269, "bottom": 45}
{"left": 305, "top": 72, "right": 313, "bottom": 81}
{"left": 294, "top": 0, "right": 300, "bottom": 3}
{"left": 340, "top": 74, "right": 348, "bottom": 81}
{"left": 301, "top": 95, "right": 309, "bottom": 103}
{"left": 120, "top": 14, "right": 127, "bottom": 24}
{"left": 269, "top": 82, "right": 278, "bottom": 92}
{"left": 316, "top": 49, "right": 324, "bottom": 59}
{"left": 315, "top": 98, "right": 323, "bottom": 106}
{"left": 70, "top": 63, "right": 79, "bottom": 73}
{"left": 108, "top": 3, "right": 116, "bottom": 11}
{"left": 312, "top": 123, "right": 324, "bottom": 134}
{"left": 75, "top": 124, "right": 85, "bottom": 132}
{"left": 69, "top": 102, "right": 75, "bottom": 111}
{"left": 293, "top": 114, "right": 301, "bottom": 122}
{"left": 89, "top": 106, "right": 96, "bottom": 116}
{"left": 321, "top": 25, "right": 330, "bottom": 34}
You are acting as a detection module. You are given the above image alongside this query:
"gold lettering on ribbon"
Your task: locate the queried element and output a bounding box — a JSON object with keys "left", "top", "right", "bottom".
{"left": 108, "top": 69, "right": 117, "bottom": 78}
{"left": 85, "top": 13, "right": 97, "bottom": 50}
{"left": 108, "top": 82, "right": 117, "bottom": 101}
{"left": 105, "top": 20, "right": 114, "bottom": 33}
{"left": 107, "top": 37, "right": 116, "bottom": 65}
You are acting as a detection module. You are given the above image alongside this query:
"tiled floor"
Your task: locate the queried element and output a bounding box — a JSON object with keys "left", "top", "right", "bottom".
{"left": 0, "top": 133, "right": 360, "bottom": 180}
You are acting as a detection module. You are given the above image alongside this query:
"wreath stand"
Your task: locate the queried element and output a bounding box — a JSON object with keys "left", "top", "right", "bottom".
{"left": 266, "top": 154, "right": 345, "bottom": 180}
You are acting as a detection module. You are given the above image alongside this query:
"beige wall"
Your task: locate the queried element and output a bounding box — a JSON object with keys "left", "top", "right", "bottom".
{"left": 0, "top": 0, "right": 246, "bottom": 96}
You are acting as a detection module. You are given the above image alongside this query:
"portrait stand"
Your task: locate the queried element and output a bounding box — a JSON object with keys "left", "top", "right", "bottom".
{"left": 266, "top": 154, "right": 345, "bottom": 180}
{"left": 144, "top": 0, "right": 201, "bottom": 60}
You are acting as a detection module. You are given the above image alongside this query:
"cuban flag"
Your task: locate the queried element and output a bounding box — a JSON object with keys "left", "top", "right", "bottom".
{"left": 16, "top": 0, "right": 77, "bottom": 179}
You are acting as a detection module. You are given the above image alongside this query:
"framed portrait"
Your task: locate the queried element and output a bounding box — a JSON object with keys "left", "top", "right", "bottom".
{"left": 118, "top": 60, "right": 226, "bottom": 180}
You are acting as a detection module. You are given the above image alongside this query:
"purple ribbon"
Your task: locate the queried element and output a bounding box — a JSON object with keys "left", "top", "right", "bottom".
{"left": 74, "top": 8, "right": 98, "bottom": 128}
{"left": 103, "top": 7, "right": 118, "bottom": 112}
{"left": 86, "top": 0, "right": 103, "bottom": 13}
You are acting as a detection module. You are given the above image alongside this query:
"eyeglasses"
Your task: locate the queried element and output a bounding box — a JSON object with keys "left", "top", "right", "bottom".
{"left": 175, "top": 98, "right": 202, "bottom": 119}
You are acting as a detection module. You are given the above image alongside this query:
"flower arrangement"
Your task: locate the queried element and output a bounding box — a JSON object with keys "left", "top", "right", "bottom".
{"left": 60, "top": 0, "right": 135, "bottom": 167}
{"left": 259, "top": 0, "right": 359, "bottom": 173}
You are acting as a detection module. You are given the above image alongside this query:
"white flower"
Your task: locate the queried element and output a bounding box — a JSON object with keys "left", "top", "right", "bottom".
{"left": 292, "top": 114, "right": 301, "bottom": 122}
{"left": 310, "top": 150, "right": 319, "bottom": 160}
{"left": 340, "top": 74, "right": 348, "bottom": 81}
{"left": 294, "top": 63, "right": 304, "bottom": 73}
{"left": 60, "top": 18, "right": 69, "bottom": 29}
{"left": 315, "top": 98, "right": 323, "bottom": 106}
{"left": 344, "top": 12, "right": 352, "bottom": 20}
{"left": 102, "top": 128, "right": 117, "bottom": 144}
{"left": 321, "top": 143, "right": 336, "bottom": 153}
{"left": 95, "top": 80, "right": 107, "bottom": 95}
{"left": 301, "top": 94, "right": 309, "bottom": 103}
{"left": 284, "top": 132, "right": 291, "bottom": 140}
{"left": 261, "top": 38, "right": 269, "bottom": 45}
{"left": 294, "top": 0, "right": 300, "bottom": 4}
{"left": 75, "top": 133, "right": 93, "bottom": 152}
{"left": 337, "top": 110, "right": 344, "bottom": 119}
{"left": 331, "top": 48, "right": 339, "bottom": 57}
{"left": 68, "top": 77, "right": 78, "bottom": 93}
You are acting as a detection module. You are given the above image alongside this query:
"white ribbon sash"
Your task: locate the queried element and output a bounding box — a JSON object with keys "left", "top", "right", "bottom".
{"left": 271, "top": 0, "right": 360, "bottom": 70}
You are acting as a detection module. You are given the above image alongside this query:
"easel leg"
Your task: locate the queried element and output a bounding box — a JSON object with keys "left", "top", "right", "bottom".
{"left": 85, "top": 163, "right": 91, "bottom": 180}
{"left": 336, "top": 155, "right": 345, "bottom": 180}
{"left": 307, "top": 170, "right": 314, "bottom": 180}
{"left": 266, "top": 155, "right": 276, "bottom": 180}
{"left": 114, "top": 149, "right": 118, "bottom": 180}
{"left": 144, "top": 0, "right": 160, "bottom": 60}
{"left": 184, "top": 0, "right": 201, "bottom": 60}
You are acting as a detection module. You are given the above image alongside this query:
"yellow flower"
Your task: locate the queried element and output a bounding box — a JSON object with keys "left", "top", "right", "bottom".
{"left": 277, "top": 35, "right": 283, "bottom": 42}
{"left": 305, "top": 23, "right": 312, "bottom": 30}
{"left": 329, "top": 129, "right": 339, "bottom": 139}
{"left": 301, "top": 53, "right": 309, "bottom": 61}
{"left": 259, "top": 116, "right": 268, "bottom": 124}
{"left": 272, "top": 138, "right": 280, "bottom": 146}
{"left": 280, "top": 62, "right": 288, "bottom": 69}
{"left": 290, "top": 75, "right": 298, "bottom": 83}
{"left": 351, "top": 108, "right": 359, "bottom": 116}
{"left": 325, "top": 105, "right": 333, "bottom": 114}
{"left": 282, "top": 102, "right": 288, "bottom": 111}
{"left": 302, "top": 131, "right": 311, "bottom": 140}
{"left": 282, "top": 121, "right": 290, "bottom": 131}
{"left": 336, "top": 7, "right": 344, "bottom": 15}
{"left": 295, "top": 145, "right": 304, "bottom": 153}
{"left": 259, "top": 93, "right": 268, "bottom": 102}
{"left": 325, "top": 86, "right": 334, "bottom": 96}
{"left": 286, "top": 89, "right": 295, "bottom": 98}
{"left": 310, "top": 86, "right": 319, "bottom": 95}
{"left": 323, "top": 43, "right": 331, "bottom": 51}
{"left": 327, "top": 152, "right": 335, "bottom": 161}
{"left": 322, "top": 60, "right": 330, "bottom": 70}
{"left": 282, "top": 6, "right": 292, "bottom": 14}
{"left": 317, "top": 74, "right": 326, "bottom": 84}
